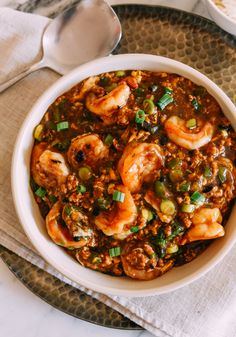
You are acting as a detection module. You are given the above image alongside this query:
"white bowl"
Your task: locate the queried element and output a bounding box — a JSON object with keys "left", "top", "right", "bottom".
{"left": 12, "top": 54, "right": 236, "bottom": 297}
{"left": 205, "top": 0, "right": 236, "bottom": 36}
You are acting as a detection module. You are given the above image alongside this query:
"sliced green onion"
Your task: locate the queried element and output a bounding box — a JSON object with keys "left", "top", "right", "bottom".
{"left": 158, "top": 247, "right": 166, "bottom": 258}
{"left": 218, "top": 166, "right": 227, "bottom": 183}
{"left": 48, "top": 195, "right": 57, "bottom": 203}
{"left": 56, "top": 121, "right": 69, "bottom": 131}
{"left": 186, "top": 118, "right": 197, "bottom": 129}
{"left": 192, "top": 98, "right": 200, "bottom": 110}
{"left": 109, "top": 247, "right": 121, "bottom": 257}
{"left": 104, "top": 134, "right": 113, "bottom": 146}
{"left": 113, "top": 190, "right": 125, "bottom": 202}
{"left": 116, "top": 70, "right": 126, "bottom": 77}
{"left": 155, "top": 181, "right": 167, "bottom": 197}
{"left": 130, "top": 226, "right": 139, "bottom": 233}
{"left": 178, "top": 181, "right": 191, "bottom": 192}
{"left": 150, "top": 84, "right": 158, "bottom": 92}
{"left": 135, "top": 109, "right": 145, "bottom": 124}
{"left": 169, "top": 169, "right": 183, "bottom": 183}
{"left": 141, "top": 208, "right": 153, "bottom": 222}
{"left": 150, "top": 125, "right": 159, "bottom": 134}
{"left": 160, "top": 199, "right": 176, "bottom": 216}
{"left": 143, "top": 98, "right": 155, "bottom": 114}
{"left": 181, "top": 204, "right": 195, "bottom": 213}
{"left": 78, "top": 167, "right": 92, "bottom": 180}
{"left": 64, "top": 205, "right": 72, "bottom": 216}
{"left": 220, "top": 129, "right": 228, "bottom": 138}
{"left": 35, "top": 187, "right": 47, "bottom": 198}
{"left": 134, "top": 87, "right": 145, "bottom": 96}
{"left": 167, "top": 222, "right": 184, "bottom": 240}
{"left": 204, "top": 166, "right": 212, "bottom": 178}
{"left": 99, "top": 76, "right": 110, "bottom": 86}
{"left": 166, "top": 243, "right": 179, "bottom": 254}
{"left": 147, "top": 211, "right": 154, "bottom": 222}
{"left": 156, "top": 93, "right": 174, "bottom": 111}
{"left": 97, "top": 198, "right": 110, "bottom": 210}
{"left": 167, "top": 158, "right": 182, "bottom": 169}
{"left": 33, "top": 124, "right": 43, "bottom": 141}
{"left": 77, "top": 184, "right": 86, "bottom": 193}
{"left": 105, "top": 83, "right": 117, "bottom": 92}
{"left": 190, "top": 191, "right": 205, "bottom": 205}
{"left": 92, "top": 256, "right": 102, "bottom": 264}
{"left": 150, "top": 253, "right": 157, "bottom": 259}
{"left": 30, "top": 178, "right": 39, "bottom": 192}
{"left": 164, "top": 87, "right": 173, "bottom": 95}
{"left": 156, "top": 229, "right": 167, "bottom": 248}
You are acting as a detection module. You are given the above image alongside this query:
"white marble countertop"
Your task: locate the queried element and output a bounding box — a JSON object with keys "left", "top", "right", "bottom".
{"left": 0, "top": 1, "right": 212, "bottom": 337}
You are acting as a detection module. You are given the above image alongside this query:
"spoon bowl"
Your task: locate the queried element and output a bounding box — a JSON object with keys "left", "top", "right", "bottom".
{"left": 43, "top": 0, "right": 122, "bottom": 73}
{"left": 0, "top": 0, "right": 121, "bottom": 92}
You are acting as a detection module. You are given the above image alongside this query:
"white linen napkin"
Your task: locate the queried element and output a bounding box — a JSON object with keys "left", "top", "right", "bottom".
{"left": 0, "top": 8, "right": 50, "bottom": 85}
{"left": 1, "top": 7, "right": 236, "bottom": 337}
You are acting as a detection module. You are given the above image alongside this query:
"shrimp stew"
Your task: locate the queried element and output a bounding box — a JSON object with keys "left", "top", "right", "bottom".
{"left": 30, "top": 70, "right": 236, "bottom": 280}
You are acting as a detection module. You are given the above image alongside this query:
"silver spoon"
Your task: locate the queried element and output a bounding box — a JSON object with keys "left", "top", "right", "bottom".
{"left": 0, "top": 0, "right": 122, "bottom": 92}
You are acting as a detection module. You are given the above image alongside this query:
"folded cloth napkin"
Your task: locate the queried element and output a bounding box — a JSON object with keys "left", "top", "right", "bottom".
{"left": 0, "top": 8, "right": 50, "bottom": 85}
{"left": 1, "top": 7, "right": 236, "bottom": 337}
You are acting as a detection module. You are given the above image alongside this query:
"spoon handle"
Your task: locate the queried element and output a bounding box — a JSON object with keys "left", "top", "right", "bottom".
{"left": 0, "top": 59, "right": 45, "bottom": 93}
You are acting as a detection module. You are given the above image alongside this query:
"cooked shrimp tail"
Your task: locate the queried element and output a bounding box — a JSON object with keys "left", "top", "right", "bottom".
{"left": 46, "top": 202, "right": 89, "bottom": 249}
{"left": 86, "top": 83, "right": 130, "bottom": 123}
{"left": 73, "top": 76, "right": 98, "bottom": 101}
{"left": 31, "top": 143, "right": 69, "bottom": 189}
{"left": 186, "top": 207, "right": 224, "bottom": 242}
{"left": 62, "top": 203, "right": 93, "bottom": 240}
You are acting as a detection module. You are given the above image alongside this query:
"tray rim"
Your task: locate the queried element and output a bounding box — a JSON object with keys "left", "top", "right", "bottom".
{"left": 2, "top": 1, "right": 236, "bottom": 330}
{"left": 0, "top": 244, "right": 142, "bottom": 330}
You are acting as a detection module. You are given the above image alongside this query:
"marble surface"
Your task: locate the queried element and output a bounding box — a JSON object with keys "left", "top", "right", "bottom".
{"left": 0, "top": 1, "right": 212, "bottom": 337}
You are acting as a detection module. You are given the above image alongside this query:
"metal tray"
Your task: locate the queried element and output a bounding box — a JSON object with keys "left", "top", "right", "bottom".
{"left": 1, "top": 3, "right": 236, "bottom": 329}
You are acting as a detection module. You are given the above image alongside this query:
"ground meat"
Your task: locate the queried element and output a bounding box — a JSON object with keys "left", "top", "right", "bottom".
{"left": 93, "top": 178, "right": 105, "bottom": 199}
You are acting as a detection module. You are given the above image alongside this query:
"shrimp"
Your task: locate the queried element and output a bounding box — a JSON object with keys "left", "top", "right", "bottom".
{"left": 118, "top": 142, "right": 164, "bottom": 193}
{"left": 121, "top": 241, "right": 174, "bottom": 280}
{"left": 62, "top": 203, "right": 93, "bottom": 240}
{"left": 164, "top": 116, "right": 214, "bottom": 150}
{"left": 73, "top": 76, "right": 98, "bottom": 101}
{"left": 186, "top": 207, "right": 224, "bottom": 242}
{"left": 46, "top": 202, "right": 89, "bottom": 249}
{"left": 94, "top": 185, "right": 137, "bottom": 236}
{"left": 31, "top": 143, "right": 69, "bottom": 189}
{"left": 86, "top": 83, "right": 130, "bottom": 123}
{"left": 67, "top": 133, "right": 108, "bottom": 170}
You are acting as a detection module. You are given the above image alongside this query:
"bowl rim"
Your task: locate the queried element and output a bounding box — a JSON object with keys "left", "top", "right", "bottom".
{"left": 205, "top": 0, "right": 236, "bottom": 26}
{"left": 11, "top": 53, "right": 236, "bottom": 297}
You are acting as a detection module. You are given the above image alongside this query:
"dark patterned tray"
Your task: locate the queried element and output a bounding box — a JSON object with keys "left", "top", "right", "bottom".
{"left": 1, "top": 3, "right": 236, "bottom": 330}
